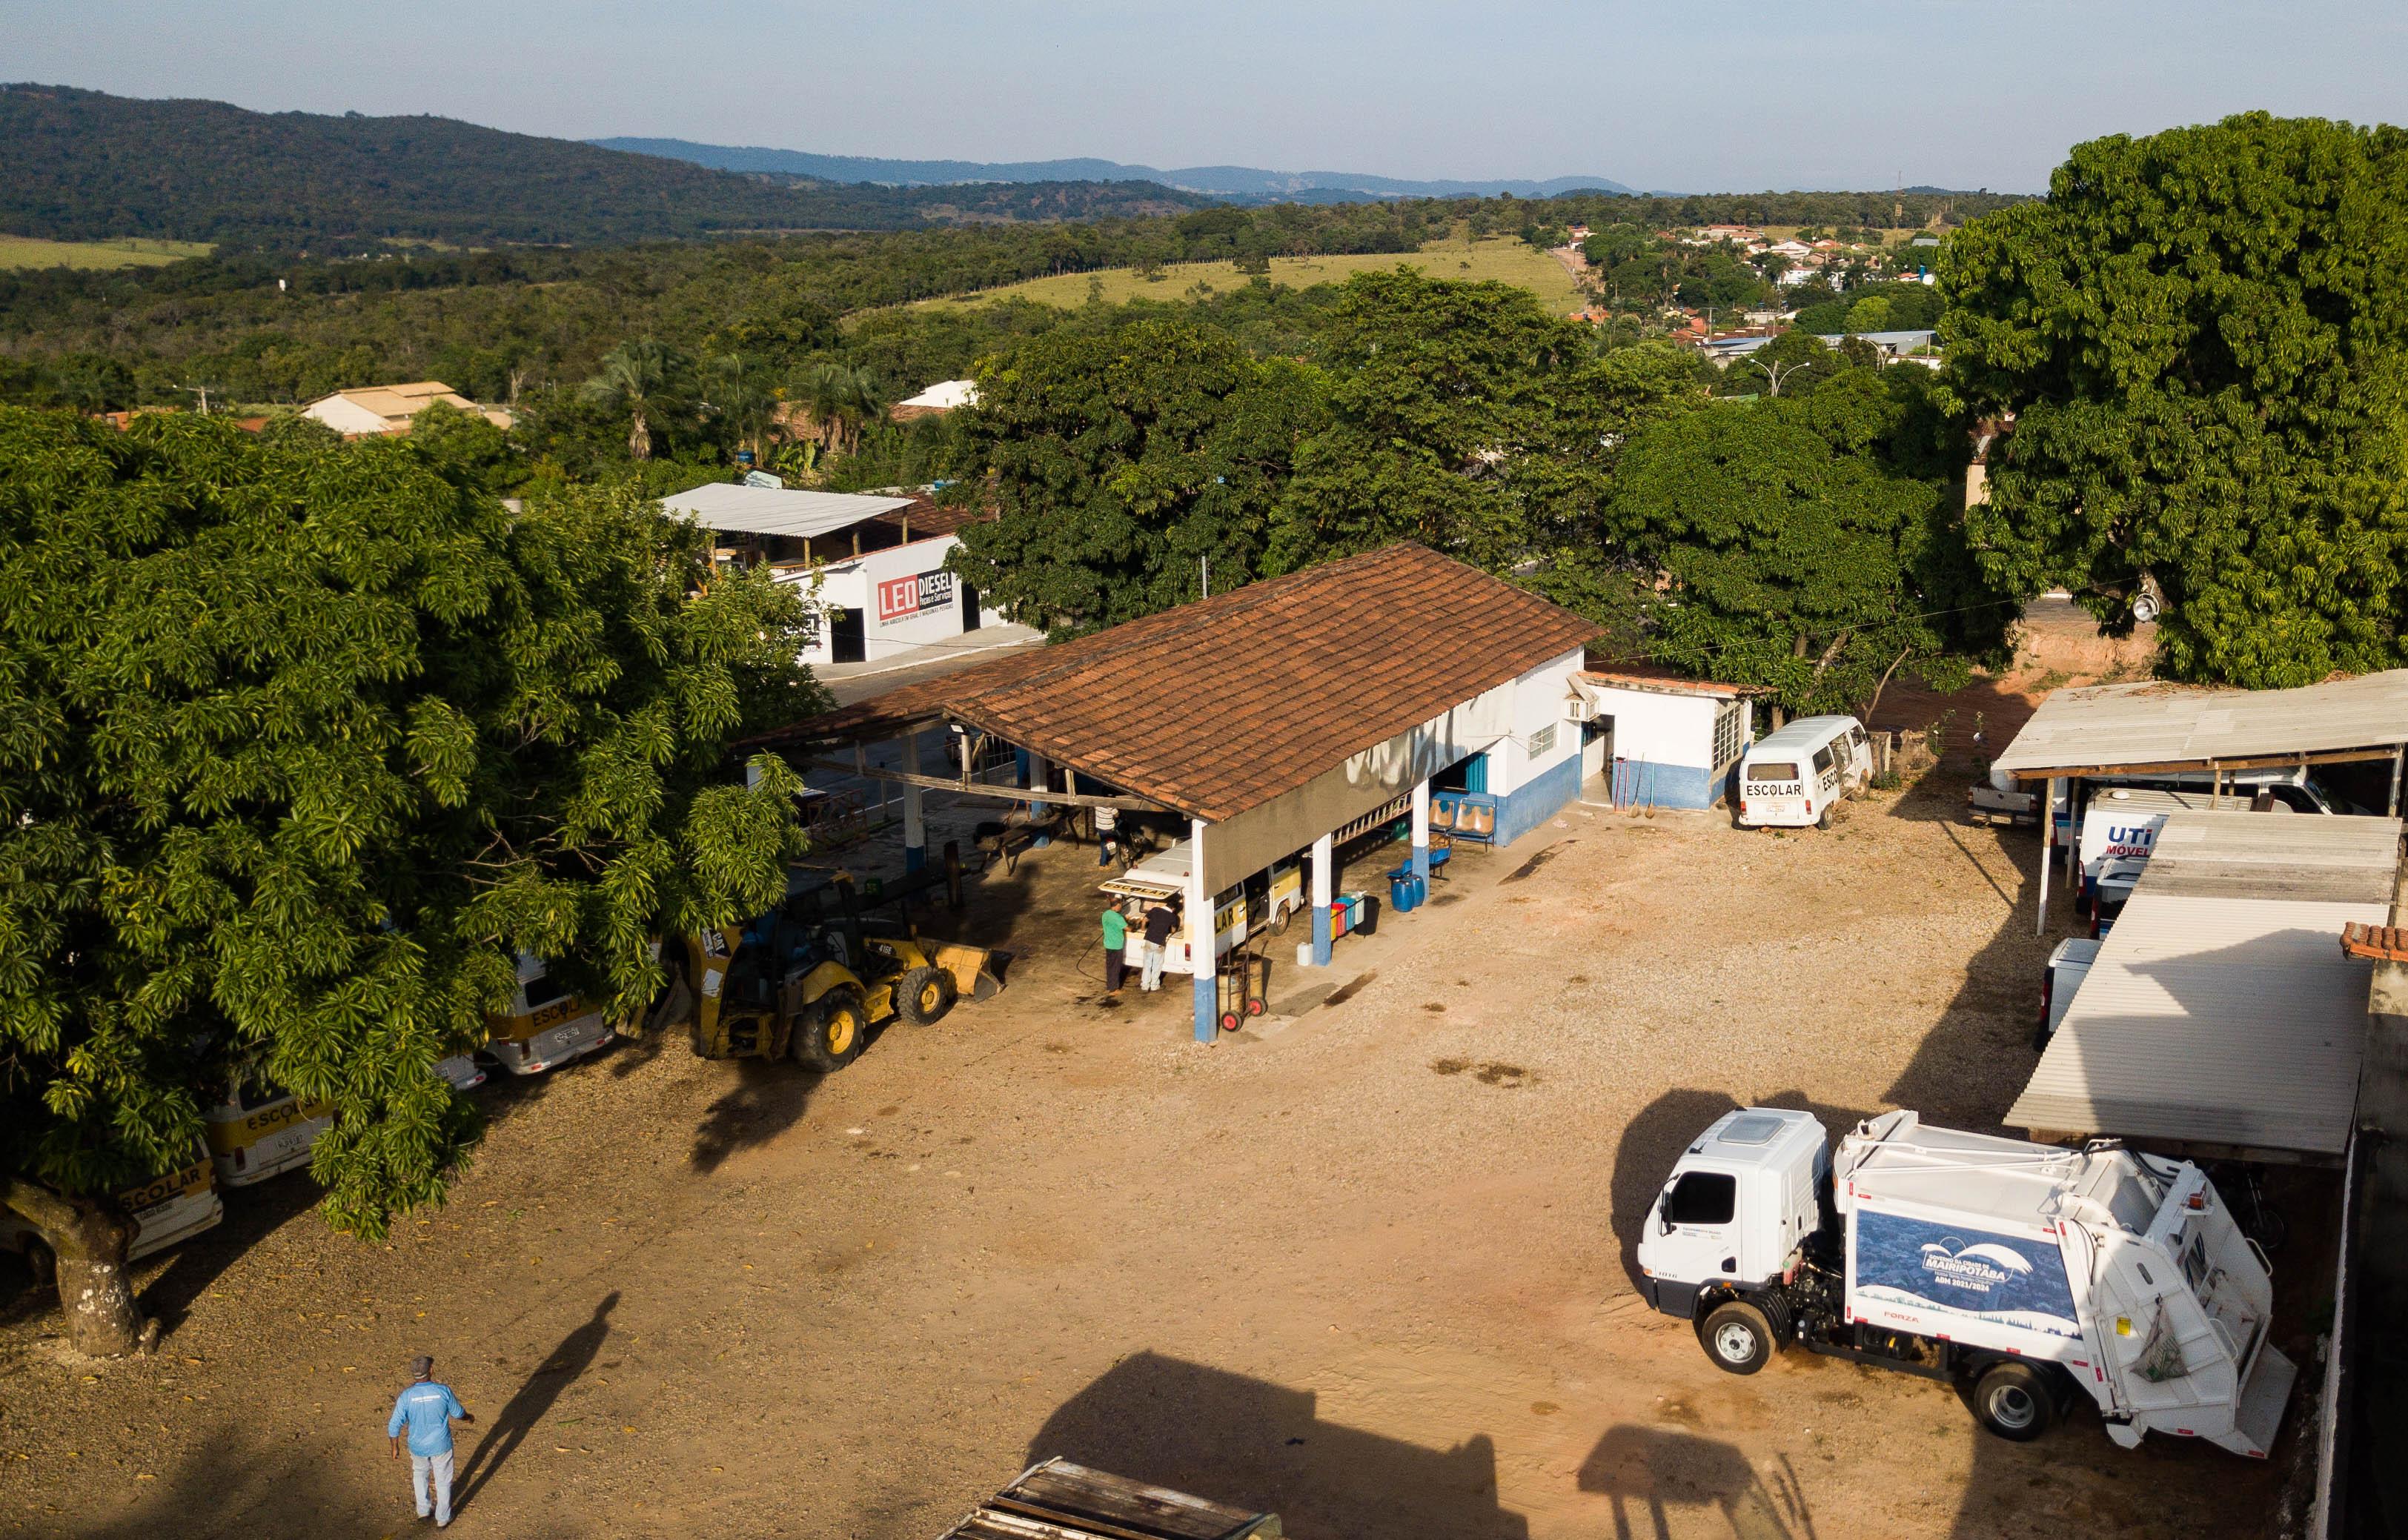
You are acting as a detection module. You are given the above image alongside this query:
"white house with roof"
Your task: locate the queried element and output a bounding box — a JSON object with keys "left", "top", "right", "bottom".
{"left": 303, "top": 380, "right": 511, "bottom": 437}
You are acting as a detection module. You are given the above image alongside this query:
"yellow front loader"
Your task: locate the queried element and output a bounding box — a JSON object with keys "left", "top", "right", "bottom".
{"left": 680, "top": 897, "right": 1005, "bottom": 1072}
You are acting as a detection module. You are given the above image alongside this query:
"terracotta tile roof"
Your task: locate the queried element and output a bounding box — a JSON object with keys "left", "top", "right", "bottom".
{"left": 866, "top": 494, "right": 992, "bottom": 542}
{"left": 751, "top": 543, "right": 1602, "bottom": 822}
{"left": 1576, "top": 670, "right": 1755, "bottom": 700}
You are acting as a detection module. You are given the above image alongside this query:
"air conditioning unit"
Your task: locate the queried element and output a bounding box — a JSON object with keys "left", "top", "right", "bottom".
{"left": 1564, "top": 696, "right": 1601, "bottom": 724}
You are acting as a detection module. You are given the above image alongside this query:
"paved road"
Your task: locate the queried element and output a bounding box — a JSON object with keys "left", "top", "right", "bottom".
{"left": 819, "top": 624, "right": 1044, "bottom": 708}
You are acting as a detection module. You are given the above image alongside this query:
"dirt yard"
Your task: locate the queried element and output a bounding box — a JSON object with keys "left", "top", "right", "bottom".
{"left": 0, "top": 732, "right": 2309, "bottom": 1539}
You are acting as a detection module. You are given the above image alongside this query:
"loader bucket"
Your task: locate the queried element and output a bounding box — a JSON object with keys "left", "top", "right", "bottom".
{"left": 928, "top": 942, "right": 1010, "bottom": 1004}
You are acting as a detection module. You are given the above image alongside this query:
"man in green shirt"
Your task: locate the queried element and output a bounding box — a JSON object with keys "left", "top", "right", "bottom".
{"left": 1101, "top": 904, "right": 1129, "bottom": 993}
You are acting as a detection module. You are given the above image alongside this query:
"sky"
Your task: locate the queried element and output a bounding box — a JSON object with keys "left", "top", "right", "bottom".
{"left": 4, "top": 1, "right": 2404, "bottom": 192}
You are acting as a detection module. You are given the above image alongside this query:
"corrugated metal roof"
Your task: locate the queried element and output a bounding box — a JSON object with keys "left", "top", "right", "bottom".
{"left": 1992, "top": 671, "right": 2408, "bottom": 780}
{"left": 2007, "top": 809, "right": 2400, "bottom": 1155}
{"left": 658, "top": 482, "right": 914, "bottom": 540}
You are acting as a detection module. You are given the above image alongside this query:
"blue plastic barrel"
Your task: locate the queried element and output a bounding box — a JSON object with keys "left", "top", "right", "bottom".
{"left": 1389, "top": 874, "right": 1417, "bottom": 913}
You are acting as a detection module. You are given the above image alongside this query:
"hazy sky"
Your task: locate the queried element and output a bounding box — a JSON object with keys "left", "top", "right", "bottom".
{"left": 5, "top": 1, "right": 2403, "bottom": 191}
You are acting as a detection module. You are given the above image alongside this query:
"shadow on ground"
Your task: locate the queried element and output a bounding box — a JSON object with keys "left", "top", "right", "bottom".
{"left": 452, "top": 1289, "right": 620, "bottom": 1515}
{"left": 1026, "top": 1350, "right": 1528, "bottom": 1540}
{"left": 1579, "top": 1424, "right": 1816, "bottom": 1540}
{"left": 689, "top": 1058, "right": 827, "bottom": 1173}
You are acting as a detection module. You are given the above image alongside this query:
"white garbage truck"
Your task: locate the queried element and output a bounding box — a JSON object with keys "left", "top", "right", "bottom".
{"left": 1635, "top": 1108, "right": 2295, "bottom": 1455}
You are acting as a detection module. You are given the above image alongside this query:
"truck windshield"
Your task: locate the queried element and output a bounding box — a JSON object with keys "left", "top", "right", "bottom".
{"left": 1748, "top": 763, "right": 1799, "bottom": 783}
{"left": 1665, "top": 1172, "right": 1737, "bottom": 1226}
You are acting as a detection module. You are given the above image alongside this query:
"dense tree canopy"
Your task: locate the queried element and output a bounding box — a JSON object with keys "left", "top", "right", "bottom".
{"left": 0, "top": 409, "right": 820, "bottom": 1349}
{"left": 946, "top": 319, "right": 1326, "bottom": 631}
{"left": 1605, "top": 366, "right": 2015, "bottom": 719}
{"left": 1941, "top": 113, "right": 2408, "bottom": 686}
{"left": 1267, "top": 271, "right": 1696, "bottom": 574}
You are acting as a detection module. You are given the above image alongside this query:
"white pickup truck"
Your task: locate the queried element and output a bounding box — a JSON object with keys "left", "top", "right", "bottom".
{"left": 1636, "top": 1108, "right": 2295, "bottom": 1455}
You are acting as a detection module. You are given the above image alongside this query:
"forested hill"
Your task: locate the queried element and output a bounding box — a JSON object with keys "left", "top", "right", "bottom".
{"left": 0, "top": 84, "right": 1218, "bottom": 249}
{"left": 595, "top": 138, "right": 1642, "bottom": 200}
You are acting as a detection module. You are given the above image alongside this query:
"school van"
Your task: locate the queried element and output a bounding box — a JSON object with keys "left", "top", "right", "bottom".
{"left": 483, "top": 952, "right": 615, "bottom": 1075}
{"left": 203, "top": 1081, "right": 335, "bottom": 1186}
{"left": 1737, "top": 717, "right": 1872, "bottom": 829}
{"left": 0, "top": 1139, "right": 224, "bottom": 1281}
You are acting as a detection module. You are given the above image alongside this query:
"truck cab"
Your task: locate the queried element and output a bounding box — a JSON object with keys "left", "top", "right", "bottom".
{"left": 1636, "top": 1109, "right": 1828, "bottom": 1321}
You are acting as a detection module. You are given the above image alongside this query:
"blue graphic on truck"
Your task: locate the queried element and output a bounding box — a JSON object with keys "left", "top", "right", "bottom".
{"left": 1853, "top": 1208, "right": 2081, "bottom": 1338}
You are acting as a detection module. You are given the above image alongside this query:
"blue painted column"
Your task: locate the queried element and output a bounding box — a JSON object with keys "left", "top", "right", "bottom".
{"left": 1409, "top": 777, "right": 1430, "bottom": 883}
{"left": 901, "top": 731, "right": 926, "bottom": 872}
{"left": 1188, "top": 817, "right": 1218, "bottom": 1042}
{"left": 1309, "top": 830, "right": 1335, "bottom": 966}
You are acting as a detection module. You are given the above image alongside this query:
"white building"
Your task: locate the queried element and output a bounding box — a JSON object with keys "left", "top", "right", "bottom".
{"left": 302, "top": 380, "right": 512, "bottom": 437}
{"left": 657, "top": 482, "right": 1001, "bottom": 665}
{"left": 1567, "top": 673, "right": 1754, "bottom": 809}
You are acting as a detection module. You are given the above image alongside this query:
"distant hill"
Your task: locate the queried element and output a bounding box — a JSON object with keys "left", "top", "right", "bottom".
{"left": 593, "top": 138, "right": 1642, "bottom": 202}
{"left": 0, "top": 84, "right": 1219, "bottom": 250}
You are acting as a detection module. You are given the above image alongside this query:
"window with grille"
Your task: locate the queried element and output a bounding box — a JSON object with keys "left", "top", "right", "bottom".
{"left": 1527, "top": 723, "right": 1557, "bottom": 757}
{"left": 1712, "top": 701, "right": 1744, "bottom": 769}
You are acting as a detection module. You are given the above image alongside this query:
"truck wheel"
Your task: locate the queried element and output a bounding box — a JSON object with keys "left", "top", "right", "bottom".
{"left": 1699, "top": 1300, "right": 1777, "bottom": 1375}
{"left": 1815, "top": 806, "right": 1834, "bottom": 831}
{"left": 793, "top": 987, "right": 869, "bottom": 1072}
{"left": 1971, "top": 1361, "right": 2054, "bottom": 1441}
{"left": 893, "top": 966, "right": 955, "bottom": 1027}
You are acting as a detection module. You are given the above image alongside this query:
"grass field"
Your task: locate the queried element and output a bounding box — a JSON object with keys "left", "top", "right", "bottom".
{"left": 921, "top": 236, "right": 1587, "bottom": 315}
{"left": 0, "top": 235, "right": 214, "bottom": 271}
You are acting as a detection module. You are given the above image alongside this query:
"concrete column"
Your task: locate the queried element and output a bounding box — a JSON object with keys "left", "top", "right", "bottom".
{"left": 1410, "top": 779, "right": 1431, "bottom": 883}
{"left": 1310, "top": 830, "right": 1335, "bottom": 967}
{"left": 1029, "top": 753, "right": 1052, "bottom": 806}
{"left": 902, "top": 733, "right": 926, "bottom": 873}
{"left": 2036, "top": 776, "right": 2060, "bottom": 936}
{"left": 1187, "top": 818, "right": 1216, "bottom": 1043}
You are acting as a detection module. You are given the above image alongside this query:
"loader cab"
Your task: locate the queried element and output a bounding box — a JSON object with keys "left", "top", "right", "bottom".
{"left": 1636, "top": 1108, "right": 1828, "bottom": 1318}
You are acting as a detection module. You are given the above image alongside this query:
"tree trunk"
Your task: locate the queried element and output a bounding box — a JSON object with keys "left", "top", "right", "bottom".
{"left": 628, "top": 408, "right": 651, "bottom": 462}
{"left": 2, "top": 1179, "right": 150, "bottom": 1357}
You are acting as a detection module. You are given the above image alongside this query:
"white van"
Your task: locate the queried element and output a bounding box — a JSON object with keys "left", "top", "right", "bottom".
{"left": 0, "top": 1139, "right": 223, "bottom": 1282}
{"left": 2037, "top": 937, "right": 2100, "bottom": 1049}
{"left": 1737, "top": 716, "right": 1872, "bottom": 829}
{"left": 483, "top": 952, "right": 614, "bottom": 1075}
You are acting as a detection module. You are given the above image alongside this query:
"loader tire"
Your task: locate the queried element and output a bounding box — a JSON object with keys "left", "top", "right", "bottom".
{"left": 793, "top": 987, "right": 868, "bottom": 1072}
{"left": 1699, "top": 1299, "right": 1777, "bottom": 1375}
{"left": 895, "top": 966, "right": 955, "bottom": 1027}
{"left": 1971, "top": 1361, "right": 2054, "bottom": 1442}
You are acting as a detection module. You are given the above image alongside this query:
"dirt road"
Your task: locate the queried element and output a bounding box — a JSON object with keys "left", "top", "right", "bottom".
{"left": 1, "top": 757, "right": 2290, "bottom": 1539}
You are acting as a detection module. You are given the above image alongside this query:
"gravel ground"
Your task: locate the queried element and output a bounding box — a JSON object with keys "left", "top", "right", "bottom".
{"left": 2, "top": 614, "right": 2306, "bottom": 1539}
{"left": 0, "top": 765, "right": 2303, "bottom": 1540}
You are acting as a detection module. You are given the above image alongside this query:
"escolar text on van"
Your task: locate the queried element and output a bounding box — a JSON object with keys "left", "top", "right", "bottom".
{"left": 1737, "top": 716, "right": 1871, "bottom": 829}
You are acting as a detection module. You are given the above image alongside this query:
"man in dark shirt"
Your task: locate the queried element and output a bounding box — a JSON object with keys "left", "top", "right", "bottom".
{"left": 1139, "top": 900, "right": 1179, "bottom": 992}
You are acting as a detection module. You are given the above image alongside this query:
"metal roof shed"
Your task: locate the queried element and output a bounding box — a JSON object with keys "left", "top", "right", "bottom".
{"left": 2007, "top": 809, "right": 2401, "bottom": 1161}
{"left": 658, "top": 482, "right": 915, "bottom": 541}
{"left": 1991, "top": 672, "right": 2408, "bottom": 784}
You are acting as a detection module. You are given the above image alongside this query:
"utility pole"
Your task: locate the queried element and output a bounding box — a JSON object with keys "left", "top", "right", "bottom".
{"left": 1200, "top": 554, "right": 1209, "bottom": 600}
{"left": 176, "top": 382, "right": 220, "bottom": 415}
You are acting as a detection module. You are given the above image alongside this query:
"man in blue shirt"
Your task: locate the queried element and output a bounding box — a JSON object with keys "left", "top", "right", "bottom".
{"left": 387, "top": 1354, "right": 474, "bottom": 1527}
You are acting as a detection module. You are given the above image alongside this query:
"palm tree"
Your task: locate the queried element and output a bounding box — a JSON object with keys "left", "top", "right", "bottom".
{"left": 792, "top": 361, "right": 880, "bottom": 459}
{"left": 581, "top": 339, "right": 683, "bottom": 461}
{"left": 700, "top": 353, "right": 777, "bottom": 463}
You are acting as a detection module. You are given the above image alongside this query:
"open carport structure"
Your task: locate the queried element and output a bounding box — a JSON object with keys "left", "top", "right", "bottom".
{"left": 1988, "top": 671, "right": 2408, "bottom": 932}
{"left": 2008, "top": 808, "right": 2401, "bottom": 1162}
{"left": 744, "top": 542, "right": 1601, "bottom": 1041}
